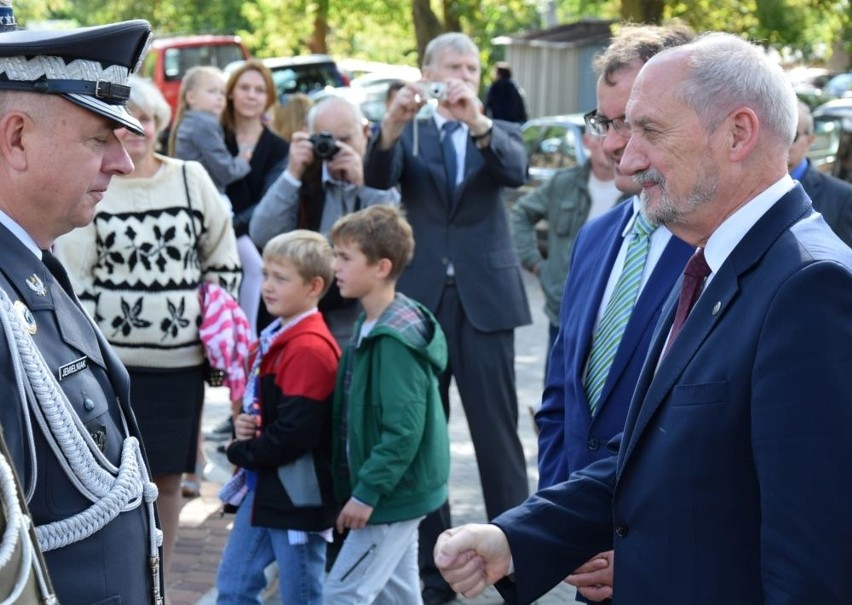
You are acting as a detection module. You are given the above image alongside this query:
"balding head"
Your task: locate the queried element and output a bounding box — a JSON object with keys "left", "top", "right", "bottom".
{"left": 307, "top": 96, "right": 369, "bottom": 157}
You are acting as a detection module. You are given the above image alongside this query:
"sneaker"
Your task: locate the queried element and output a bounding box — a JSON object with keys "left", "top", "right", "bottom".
{"left": 204, "top": 415, "right": 234, "bottom": 441}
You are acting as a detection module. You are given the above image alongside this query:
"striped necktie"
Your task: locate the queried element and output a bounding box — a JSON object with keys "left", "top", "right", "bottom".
{"left": 584, "top": 212, "right": 657, "bottom": 415}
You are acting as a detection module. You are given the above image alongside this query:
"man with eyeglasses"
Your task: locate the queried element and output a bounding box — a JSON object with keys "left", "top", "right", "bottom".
{"left": 533, "top": 24, "right": 695, "bottom": 601}
{"left": 788, "top": 100, "right": 852, "bottom": 247}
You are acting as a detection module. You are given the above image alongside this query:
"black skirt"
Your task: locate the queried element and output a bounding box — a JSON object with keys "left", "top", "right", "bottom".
{"left": 127, "top": 365, "right": 205, "bottom": 475}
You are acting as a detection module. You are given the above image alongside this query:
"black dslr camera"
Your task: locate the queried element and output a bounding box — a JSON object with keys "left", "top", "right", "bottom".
{"left": 309, "top": 131, "right": 339, "bottom": 160}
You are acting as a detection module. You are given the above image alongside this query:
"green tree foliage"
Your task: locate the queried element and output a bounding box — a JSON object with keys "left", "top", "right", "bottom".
{"left": 22, "top": 0, "right": 850, "bottom": 69}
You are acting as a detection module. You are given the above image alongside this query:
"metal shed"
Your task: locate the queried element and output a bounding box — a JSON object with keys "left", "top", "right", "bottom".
{"left": 494, "top": 19, "right": 615, "bottom": 119}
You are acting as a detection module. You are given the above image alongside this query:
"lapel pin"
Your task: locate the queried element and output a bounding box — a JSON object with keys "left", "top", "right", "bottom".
{"left": 26, "top": 274, "right": 46, "bottom": 297}
{"left": 13, "top": 300, "right": 37, "bottom": 335}
{"left": 712, "top": 301, "right": 721, "bottom": 316}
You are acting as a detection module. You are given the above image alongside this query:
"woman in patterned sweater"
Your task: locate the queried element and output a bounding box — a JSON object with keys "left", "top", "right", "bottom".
{"left": 54, "top": 75, "right": 241, "bottom": 580}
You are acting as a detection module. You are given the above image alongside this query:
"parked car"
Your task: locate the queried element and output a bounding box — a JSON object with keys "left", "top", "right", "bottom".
{"left": 142, "top": 34, "right": 250, "bottom": 117}
{"left": 512, "top": 113, "right": 588, "bottom": 204}
{"left": 822, "top": 72, "right": 852, "bottom": 101}
{"left": 788, "top": 66, "right": 837, "bottom": 108}
{"left": 260, "top": 54, "right": 349, "bottom": 101}
{"left": 345, "top": 62, "right": 421, "bottom": 123}
{"left": 812, "top": 98, "right": 852, "bottom": 183}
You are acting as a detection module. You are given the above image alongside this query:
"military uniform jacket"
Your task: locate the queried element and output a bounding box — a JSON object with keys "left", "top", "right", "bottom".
{"left": 0, "top": 222, "right": 159, "bottom": 604}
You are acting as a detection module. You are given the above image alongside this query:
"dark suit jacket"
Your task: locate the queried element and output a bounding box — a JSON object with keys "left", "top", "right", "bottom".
{"left": 364, "top": 117, "right": 531, "bottom": 332}
{"left": 0, "top": 224, "right": 159, "bottom": 604}
{"left": 536, "top": 200, "right": 693, "bottom": 488}
{"left": 800, "top": 163, "right": 852, "bottom": 247}
{"left": 494, "top": 185, "right": 852, "bottom": 603}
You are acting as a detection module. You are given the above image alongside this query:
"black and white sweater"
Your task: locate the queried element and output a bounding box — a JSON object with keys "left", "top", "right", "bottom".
{"left": 55, "top": 155, "right": 242, "bottom": 369}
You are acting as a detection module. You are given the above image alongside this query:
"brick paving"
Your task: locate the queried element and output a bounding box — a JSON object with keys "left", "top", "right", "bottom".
{"left": 167, "top": 271, "right": 579, "bottom": 604}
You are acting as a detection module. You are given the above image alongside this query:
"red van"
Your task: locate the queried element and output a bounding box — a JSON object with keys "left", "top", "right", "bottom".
{"left": 142, "top": 34, "right": 250, "bottom": 117}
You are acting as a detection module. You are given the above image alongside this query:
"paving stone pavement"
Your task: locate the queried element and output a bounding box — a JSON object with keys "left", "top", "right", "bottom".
{"left": 167, "top": 271, "right": 580, "bottom": 604}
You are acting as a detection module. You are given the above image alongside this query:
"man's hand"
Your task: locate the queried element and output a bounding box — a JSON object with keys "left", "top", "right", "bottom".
{"left": 326, "top": 140, "right": 364, "bottom": 186}
{"left": 433, "top": 524, "right": 512, "bottom": 598}
{"left": 379, "top": 82, "right": 426, "bottom": 149}
{"left": 565, "top": 550, "right": 614, "bottom": 602}
{"left": 335, "top": 498, "right": 374, "bottom": 533}
{"left": 286, "top": 130, "right": 315, "bottom": 180}
{"left": 441, "top": 77, "right": 485, "bottom": 130}
{"left": 233, "top": 413, "right": 258, "bottom": 441}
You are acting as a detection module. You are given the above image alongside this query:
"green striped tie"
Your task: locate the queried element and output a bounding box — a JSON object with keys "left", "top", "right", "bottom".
{"left": 584, "top": 212, "right": 657, "bottom": 415}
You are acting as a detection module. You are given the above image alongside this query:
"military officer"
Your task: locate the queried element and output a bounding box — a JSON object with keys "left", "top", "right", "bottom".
{"left": 0, "top": 14, "right": 165, "bottom": 604}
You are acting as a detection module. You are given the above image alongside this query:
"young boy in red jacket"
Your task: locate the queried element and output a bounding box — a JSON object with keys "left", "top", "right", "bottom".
{"left": 216, "top": 230, "right": 340, "bottom": 604}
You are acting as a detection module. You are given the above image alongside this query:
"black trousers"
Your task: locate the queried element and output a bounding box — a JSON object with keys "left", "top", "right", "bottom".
{"left": 419, "top": 283, "right": 529, "bottom": 593}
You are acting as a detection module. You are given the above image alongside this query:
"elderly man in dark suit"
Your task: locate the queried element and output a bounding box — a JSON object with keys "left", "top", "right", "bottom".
{"left": 789, "top": 100, "right": 852, "bottom": 247}
{"left": 433, "top": 32, "right": 852, "bottom": 605}
{"left": 364, "top": 32, "right": 531, "bottom": 604}
{"left": 0, "top": 18, "right": 164, "bottom": 605}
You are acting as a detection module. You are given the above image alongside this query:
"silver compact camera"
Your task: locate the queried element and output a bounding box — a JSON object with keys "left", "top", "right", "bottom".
{"left": 419, "top": 81, "right": 447, "bottom": 100}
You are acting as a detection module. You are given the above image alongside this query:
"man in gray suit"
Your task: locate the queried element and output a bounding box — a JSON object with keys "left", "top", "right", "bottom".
{"left": 364, "top": 32, "right": 531, "bottom": 604}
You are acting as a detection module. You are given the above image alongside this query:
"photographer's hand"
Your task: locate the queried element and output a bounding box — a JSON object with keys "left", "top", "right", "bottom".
{"left": 287, "top": 130, "right": 315, "bottom": 181}
{"left": 443, "top": 78, "right": 492, "bottom": 143}
{"left": 379, "top": 82, "right": 424, "bottom": 150}
{"left": 327, "top": 141, "right": 363, "bottom": 186}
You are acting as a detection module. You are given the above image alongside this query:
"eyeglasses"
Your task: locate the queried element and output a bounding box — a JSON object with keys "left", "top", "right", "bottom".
{"left": 793, "top": 131, "right": 809, "bottom": 142}
{"left": 584, "top": 109, "right": 630, "bottom": 137}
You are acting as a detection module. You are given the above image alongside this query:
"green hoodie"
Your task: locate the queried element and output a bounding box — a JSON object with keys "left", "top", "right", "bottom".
{"left": 331, "top": 293, "right": 449, "bottom": 524}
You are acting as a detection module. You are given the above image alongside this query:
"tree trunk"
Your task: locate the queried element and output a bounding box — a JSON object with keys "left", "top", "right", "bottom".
{"left": 412, "top": 0, "right": 444, "bottom": 66}
{"left": 307, "top": 0, "right": 329, "bottom": 54}
{"left": 621, "top": 0, "right": 665, "bottom": 24}
{"left": 443, "top": 0, "right": 461, "bottom": 32}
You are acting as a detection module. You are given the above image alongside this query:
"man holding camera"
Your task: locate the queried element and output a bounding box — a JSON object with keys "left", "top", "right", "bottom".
{"left": 363, "top": 32, "right": 531, "bottom": 605}
{"left": 249, "top": 96, "right": 399, "bottom": 343}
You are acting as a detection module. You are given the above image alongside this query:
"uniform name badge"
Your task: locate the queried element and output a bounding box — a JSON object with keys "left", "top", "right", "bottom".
{"left": 58, "top": 356, "right": 88, "bottom": 381}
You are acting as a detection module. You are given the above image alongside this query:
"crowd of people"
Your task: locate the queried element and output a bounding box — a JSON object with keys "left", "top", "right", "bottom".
{"left": 0, "top": 3, "right": 850, "bottom": 604}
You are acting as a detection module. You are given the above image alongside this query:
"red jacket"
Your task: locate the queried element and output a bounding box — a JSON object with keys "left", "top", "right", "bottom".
{"left": 227, "top": 313, "right": 340, "bottom": 530}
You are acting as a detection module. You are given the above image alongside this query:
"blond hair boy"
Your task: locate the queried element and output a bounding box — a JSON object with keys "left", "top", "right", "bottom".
{"left": 217, "top": 230, "right": 340, "bottom": 604}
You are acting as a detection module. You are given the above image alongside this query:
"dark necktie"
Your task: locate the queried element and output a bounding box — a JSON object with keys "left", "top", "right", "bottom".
{"left": 662, "top": 248, "right": 711, "bottom": 359}
{"left": 42, "top": 249, "right": 77, "bottom": 298}
{"left": 441, "top": 121, "right": 461, "bottom": 201}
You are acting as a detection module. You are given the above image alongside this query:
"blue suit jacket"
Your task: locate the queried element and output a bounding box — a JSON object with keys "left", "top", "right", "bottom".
{"left": 364, "top": 117, "right": 531, "bottom": 332}
{"left": 495, "top": 185, "right": 852, "bottom": 604}
{"left": 536, "top": 199, "right": 693, "bottom": 488}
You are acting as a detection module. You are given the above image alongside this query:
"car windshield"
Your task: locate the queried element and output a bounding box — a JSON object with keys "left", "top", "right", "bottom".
{"left": 164, "top": 45, "right": 245, "bottom": 81}
{"left": 522, "top": 122, "right": 584, "bottom": 172}
{"left": 270, "top": 63, "right": 343, "bottom": 98}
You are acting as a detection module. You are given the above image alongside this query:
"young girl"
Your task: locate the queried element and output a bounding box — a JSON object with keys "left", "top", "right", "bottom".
{"left": 169, "top": 66, "right": 251, "bottom": 194}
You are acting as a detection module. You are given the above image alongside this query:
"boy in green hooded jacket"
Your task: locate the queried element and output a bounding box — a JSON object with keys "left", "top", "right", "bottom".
{"left": 325, "top": 205, "right": 450, "bottom": 603}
